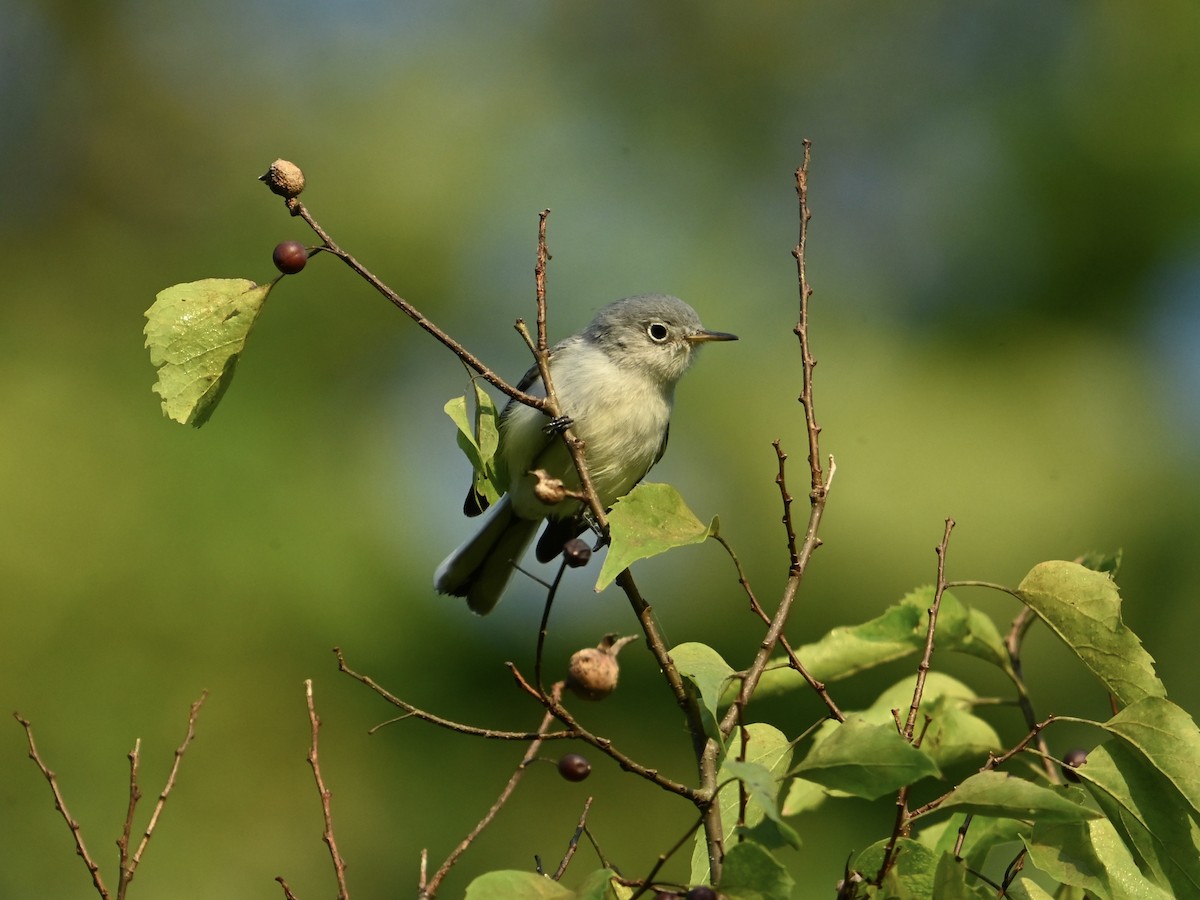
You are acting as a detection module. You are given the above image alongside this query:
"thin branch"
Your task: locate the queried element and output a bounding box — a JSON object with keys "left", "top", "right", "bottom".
{"left": 535, "top": 209, "right": 551, "bottom": 353}
{"left": 905, "top": 715, "right": 1058, "bottom": 820}
{"left": 717, "top": 145, "right": 837, "bottom": 742}
{"left": 420, "top": 683, "right": 566, "bottom": 898}
{"left": 304, "top": 680, "right": 349, "bottom": 900}
{"left": 713, "top": 533, "right": 843, "bottom": 722}
{"left": 287, "top": 199, "right": 545, "bottom": 411}
{"left": 506, "top": 663, "right": 703, "bottom": 802}
{"left": 116, "top": 739, "right": 141, "bottom": 900}
{"left": 625, "top": 815, "right": 707, "bottom": 899}
{"left": 903, "top": 518, "right": 955, "bottom": 740}
{"left": 335, "top": 647, "right": 574, "bottom": 742}
{"left": 128, "top": 692, "right": 207, "bottom": 878}
{"left": 551, "top": 796, "right": 593, "bottom": 880}
{"left": 772, "top": 439, "right": 801, "bottom": 573}
{"left": 534, "top": 559, "right": 570, "bottom": 696}
{"left": 793, "top": 140, "right": 824, "bottom": 494}
{"left": 14, "top": 712, "right": 111, "bottom": 899}
{"left": 1004, "top": 607, "right": 1059, "bottom": 781}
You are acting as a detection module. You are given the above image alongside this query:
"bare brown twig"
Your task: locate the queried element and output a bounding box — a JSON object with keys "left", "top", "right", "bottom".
{"left": 335, "top": 647, "right": 571, "bottom": 741}
{"left": 718, "top": 142, "right": 837, "bottom": 740}
{"left": 903, "top": 518, "right": 956, "bottom": 740}
{"left": 551, "top": 796, "right": 593, "bottom": 880}
{"left": 303, "top": 680, "right": 349, "bottom": 900}
{"left": 419, "top": 682, "right": 566, "bottom": 898}
{"left": 16, "top": 692, "right": 206, "bottom": 900}
{"left": 14, "top": 712, "right": 110, "bottom": 899}
{"left": 289, "top": 200, "right": 544, "bottom": 411}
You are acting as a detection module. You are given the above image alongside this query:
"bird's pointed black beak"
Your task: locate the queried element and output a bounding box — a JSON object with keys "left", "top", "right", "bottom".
{"left": 687, "top": 329, "right": 738, "bottom": 344}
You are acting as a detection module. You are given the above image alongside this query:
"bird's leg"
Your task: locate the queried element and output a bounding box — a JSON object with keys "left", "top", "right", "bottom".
{"left": 542, "top": 414, "right": 574, "bottom": 435}
{"left": 583, "top": 511, "right": 610, "bottom": 548}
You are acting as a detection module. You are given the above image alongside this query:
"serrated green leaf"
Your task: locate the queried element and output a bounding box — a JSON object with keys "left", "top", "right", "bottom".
{"left": 1097, "top": 696, "right": 1200, "bottom": 818}
{"left": 794, "top": 716, "right": 940, "bottom": 800}
{"left": 596, "top": 483, "right": 716, "bottom": 590}
{"left": 670, "top": 642, "right": 734, "bottom": 742}
{"left": 144, "top": 278, "right": 274, "bottom": 426}
{"left": 931, "top": 771, "right": 1100, "bottom": 823}
{"left": 464, "top": 870, "right": 575, "bottom": 899}
{"left": 1017, "top": 560, "right": 1164, "bottom": 706}
{"left": 1079, "top": 549, "right": 1123, "bottom": 577}
{"left": 716, "top": 840, "right": 795, "bottom": 900}
{"left": 1078, "top": 741, "right": 1200, "bottom": 896}
{"left": 1026, "top": 818, "right": 1174, "bottom": 900}
{"left": 691, "top": 724, "right": 795, "bottom": 885}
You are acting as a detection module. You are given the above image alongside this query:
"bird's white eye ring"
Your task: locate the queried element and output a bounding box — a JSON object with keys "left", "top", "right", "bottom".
{"left": 647, "top": 322, "right": 669, "bottom": 342}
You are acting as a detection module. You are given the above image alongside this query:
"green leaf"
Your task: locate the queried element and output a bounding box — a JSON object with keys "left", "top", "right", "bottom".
{"left": 1078, "top": 741, "right": 1200, "bottom": 896}
{"left": 445, "top": 381, "right": 505, "bottom": 506}
{"left": 722, "top": 759, "right": 790, "bottom": 826}
{"left": 1096, "top": 696, "right": 1200, "bottom": 818}
{"left": 144, "top": 278, "right": 274, "bottom": 426}
{"left": 793, "top": 716, "right": 940, "bottom": 800}
{"left": 596, "top": 483, "right": 717, "bottom": 590}
{"left": 670, "top": 642, "right": 735, "bottom": 742}
{"left": 932, "top": 852, "right": 993, "bottom": 900}
{"left": 574, "top": 869, "right": 632, "bottom": 900}
{"left": 1025, "top": 818, "right": 1174, "bottom": 900}
{"left": 1007, "top": 877, "right": 1057, "bottom": 900}
{"left": 1079, "top": 548, "right": 1123, "bottom": 577}
{"left": 920, "top": 812, "right": 1028, "bottom": 875}
{"left": 917, "top": 694, "right": 1004, "bottom": 770}
{"left": 806, "top": 673, "right": 1000, "bottom": 771}
{"left": 780, "top": 776, "right": 827, "bottom": 816}
{"left": 1017, "top": 560, "right": 1164, "bottom": 706}
{"left": 745, "top": 588, "right": 1013, "bottom": 701}
{"left": 716, "top": 840, "right": 795, "bottom": 900}
{"left": 464, "top": 870, "right": 575, "bottom": 899}
{"left": 853, "top": 837, "right": 938, "bottom": 898}
{"left": 931, "top": 771, "right": 1100, "bottom": 823}
{"left": 690, "top": 724, "right": 795, "bottom": 884}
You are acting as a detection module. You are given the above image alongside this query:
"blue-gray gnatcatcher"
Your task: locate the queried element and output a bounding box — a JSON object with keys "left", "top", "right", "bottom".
{"left": 434, "top": 294, "right": 737, "bottom": 614}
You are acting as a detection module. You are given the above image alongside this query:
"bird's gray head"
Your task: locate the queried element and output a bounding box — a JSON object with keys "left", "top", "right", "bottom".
{"left": 582, "top": 294, "right": 737, "bottom": 386}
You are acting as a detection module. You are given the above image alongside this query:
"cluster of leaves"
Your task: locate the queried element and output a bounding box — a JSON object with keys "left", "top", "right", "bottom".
{"left": 439, "top": 371, "right": 1200, "bottom": 898}
{"left": 138, "top": 172, "right": 1200, "bottom": 899}
{"left": 456, "top": 561, "right": 1199, "bottom": 899}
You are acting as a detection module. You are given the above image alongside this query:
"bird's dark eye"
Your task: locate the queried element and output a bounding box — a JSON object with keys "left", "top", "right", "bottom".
{"left": 647, "top": 322, "right": 669, "bottom": 342}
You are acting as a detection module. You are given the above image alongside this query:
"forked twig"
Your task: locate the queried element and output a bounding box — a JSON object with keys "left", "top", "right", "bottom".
{"left": 16, "top": 692, "right": 207, "bottom": 900}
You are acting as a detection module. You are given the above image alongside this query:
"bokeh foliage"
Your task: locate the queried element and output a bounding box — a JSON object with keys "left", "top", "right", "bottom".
{"left": 3, "top": 2, "right": 1199, "bottom": 897}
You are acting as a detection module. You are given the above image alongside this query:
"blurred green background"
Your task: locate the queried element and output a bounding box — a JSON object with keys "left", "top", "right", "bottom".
{"left": 4, "top": 2, "right": 1199, "bottom": 897}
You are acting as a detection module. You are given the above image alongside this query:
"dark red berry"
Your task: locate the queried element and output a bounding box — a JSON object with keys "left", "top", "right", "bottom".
{"left": 557, "top": 753, "right": 591, "bottom": 782}
{"left": 563, "top": 538, "right": 591, "bottom": 568}
{"left": 1061, "top": 748, "right": 1088, "bottom": 782}
{"left": 272, "top": 241, "right": 308, "bottom": 274}
{"left": 686, "top": 887, "right": 718, "bottom": 900}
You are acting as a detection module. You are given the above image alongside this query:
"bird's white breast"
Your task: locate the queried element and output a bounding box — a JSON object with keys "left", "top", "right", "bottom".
{"left": 501, "top": 341, "right": 673, "bottom": 520}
